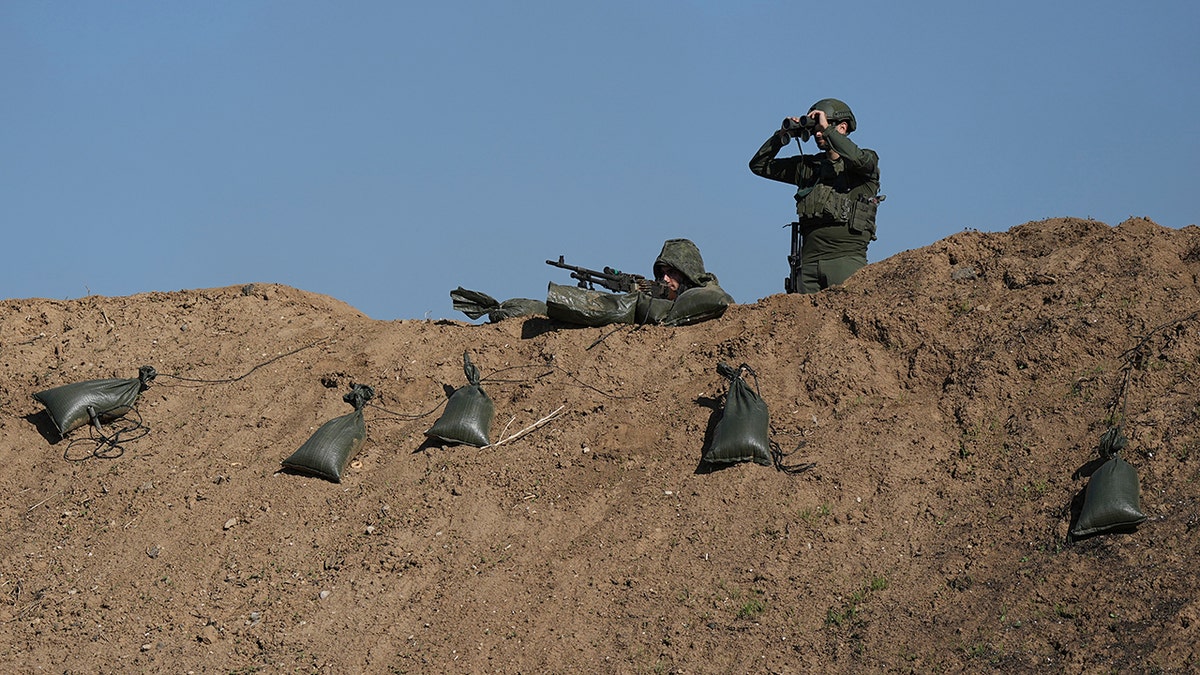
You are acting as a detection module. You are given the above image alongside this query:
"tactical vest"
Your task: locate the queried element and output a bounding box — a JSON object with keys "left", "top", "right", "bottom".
{"left": 794, "top": 183, "right": 878, "bottom": 239}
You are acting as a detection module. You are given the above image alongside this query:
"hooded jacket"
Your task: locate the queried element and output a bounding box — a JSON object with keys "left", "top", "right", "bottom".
{"left": 646, "top": 238, "right": 733, "bottom": 326}
{"left": 653, "top": 238, "right": 721, "bottom": 292}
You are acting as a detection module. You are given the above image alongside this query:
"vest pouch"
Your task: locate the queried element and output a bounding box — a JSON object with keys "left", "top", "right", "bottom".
{"left": 849, "top": 197, "right": 879, "bottom": 239}
{"left": 795, "top": 183, "right": 852, "bottom": 223}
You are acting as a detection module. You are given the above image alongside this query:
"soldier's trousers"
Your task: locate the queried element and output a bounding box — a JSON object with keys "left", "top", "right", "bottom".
{"left": 796, "top": 254, "right": 867, "bottom": 294}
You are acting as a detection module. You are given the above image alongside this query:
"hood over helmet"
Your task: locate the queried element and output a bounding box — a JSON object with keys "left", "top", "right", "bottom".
{"left": 653, "top": 238, "right": 716, "bottom": 289}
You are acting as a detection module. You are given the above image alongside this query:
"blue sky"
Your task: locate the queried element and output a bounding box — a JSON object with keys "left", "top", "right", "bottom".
{"left": 3, "top": 1, "right": 1197, "bottom": 320}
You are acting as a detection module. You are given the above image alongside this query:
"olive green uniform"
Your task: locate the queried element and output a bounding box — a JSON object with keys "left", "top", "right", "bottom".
{"left": 749, "top": 127, "right": 880, "bottom": 292}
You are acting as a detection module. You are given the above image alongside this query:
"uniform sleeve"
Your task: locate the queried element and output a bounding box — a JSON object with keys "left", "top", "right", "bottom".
{"left": 749, "top": 134, "right": 808, "bottom": 186}
{"left": 822, "top": 129, "right": 878, "bottom": 177}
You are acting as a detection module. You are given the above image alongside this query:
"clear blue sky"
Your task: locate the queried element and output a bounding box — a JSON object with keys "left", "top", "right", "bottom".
{"left": 4, "top": 1, "right": 1197, "bottom": 320}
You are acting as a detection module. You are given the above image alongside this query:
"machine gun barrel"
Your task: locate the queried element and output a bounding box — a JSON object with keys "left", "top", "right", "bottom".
{"left": 546, "top": 256, "right": 645, "bottom": 294}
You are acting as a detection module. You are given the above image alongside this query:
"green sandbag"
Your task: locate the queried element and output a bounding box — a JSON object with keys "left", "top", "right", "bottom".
{"left": 1071, "top": 427, "right": 1148, "bottom": 538}
{"left": 33, "top": 366, "right": 158, "bottom": 439}
{"left": 1072, "top": 459, "right": 1147, "bottom": 538}
{"left": 545, "top": 282, "right": 639, "bottom": 327}
{"left": 425, "top": 353, "right": 494, "bottom": 447}
{"left": 704, "top": 362, "right": 773, "bottom": 466}
{"left": 281, "top": 384, "right": 373, "bottom": 483}
{"left": 451, "top": 287, "right": 546, "bottom": 322}
{"left": 639, "top": 295, "right": 675, "bottom": 324}
{"left": 662, "top": 285, "right": 734, "bottom": 326}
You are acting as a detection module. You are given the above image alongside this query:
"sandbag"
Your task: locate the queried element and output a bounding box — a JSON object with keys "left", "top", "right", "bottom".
{"left": 33, "top": 366, "right": 158, "bottom": 439}
{"left": 1071, "top": 456, "right": 1147, "bottom": 538}
{"left": 662, "top": 285, "right": 733, "bottom": 326}
{"left": 638, "top": 295, "right": 675, "bottom": 324}
{"left": 281, "top": 384, "right": 374, "bottom": 483}
{"left": 451, "top": 287, "right": 546, "bottom": 322}
{"left": 425, "top": 352, "right": 494, "bottom": 447}
{"left": 703, "top": 362, "right": 773, "bottom": 466}
{"left": 545, "top": 282, "right": 638, "bottom": 327}
{"left": 1071, "top": 427, "right": 1148, "bottom": 538}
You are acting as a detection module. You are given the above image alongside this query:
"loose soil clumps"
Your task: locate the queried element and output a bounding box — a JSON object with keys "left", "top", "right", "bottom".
{"left": 2, "top": 217, "right": 1198, "bottom": 672}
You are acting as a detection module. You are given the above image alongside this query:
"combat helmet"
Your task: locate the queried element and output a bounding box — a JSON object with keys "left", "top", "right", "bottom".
{"left": 808, "top": 98, "right": 856, "bottom": 133}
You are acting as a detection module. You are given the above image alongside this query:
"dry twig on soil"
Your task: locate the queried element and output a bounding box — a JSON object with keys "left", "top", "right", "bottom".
{"left": 486, "top": 405, "right": 566, "bottom": 448}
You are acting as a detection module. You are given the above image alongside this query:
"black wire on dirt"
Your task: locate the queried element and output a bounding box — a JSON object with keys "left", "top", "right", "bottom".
{"left": 154, "top": 338, "right": 329, "bottom": 386}
{"left": 1106, "top": 309, "right": 1199, "bottom": 433}
{"left": 63, "top": 407, "right": 150, "bottom": 462}
{"left": 60, "top": 339, "right": 329, "bottom": 460}
{"left": 771, "top": 437, "right": 816, "bottom": 475}
{"left": 365, "top": 358, "right": 632, "bottom": 425}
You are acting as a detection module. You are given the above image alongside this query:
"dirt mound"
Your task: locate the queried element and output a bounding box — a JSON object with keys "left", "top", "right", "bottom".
{"left": 3, "top": 217, "right": 1199, "bottom": 673}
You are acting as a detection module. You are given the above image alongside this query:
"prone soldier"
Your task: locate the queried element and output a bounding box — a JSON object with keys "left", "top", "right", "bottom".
{"left": 452, "top": 238, "right": 733, "bottom": 327}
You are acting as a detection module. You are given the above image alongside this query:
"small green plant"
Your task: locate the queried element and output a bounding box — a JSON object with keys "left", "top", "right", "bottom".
{"left": 1022, "top": 480, "right": 1050, "bottom": 500}
{"left": 826, "top": 603, "right": 858, "bottom": 627}
{"left": 825, "top": 575, "right": 889, "bottom": 628}
{"left": 737, "top": 597, "right": 765, "bottom": 620}
{"left": 967, "top": 643, "right": 991, "bottom": 659}
{"left": 798, "top": 503, "right": 832, "bottom": 524}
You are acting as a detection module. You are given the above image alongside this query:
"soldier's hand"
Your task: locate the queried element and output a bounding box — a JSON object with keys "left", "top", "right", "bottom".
{"left": 635, "top": 278, "right": 654, "bottom": 293}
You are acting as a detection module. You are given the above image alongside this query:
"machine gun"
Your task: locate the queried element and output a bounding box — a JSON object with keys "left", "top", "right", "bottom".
{"left": 546, "top": 256, "right": 664, "bottom": 296}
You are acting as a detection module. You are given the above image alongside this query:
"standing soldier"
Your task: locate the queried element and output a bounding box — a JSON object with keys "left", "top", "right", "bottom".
{"left": 750, "top": 98, "right": 882, "bottom": 293}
